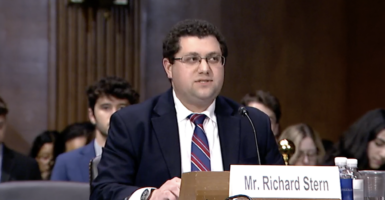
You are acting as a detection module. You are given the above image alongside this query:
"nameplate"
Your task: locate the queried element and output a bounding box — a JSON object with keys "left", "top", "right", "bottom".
{"left": 229, "top": 165, "right": 341, "bottom": 199}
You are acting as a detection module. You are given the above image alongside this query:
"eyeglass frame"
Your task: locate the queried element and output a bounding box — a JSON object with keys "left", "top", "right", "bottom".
{"left": 173, "top": 54, "right": 226, "bottom": 66}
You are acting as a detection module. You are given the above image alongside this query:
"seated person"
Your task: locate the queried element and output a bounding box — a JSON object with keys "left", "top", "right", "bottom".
{"left": 241, "top": 90, "right": 282, "bottom": 140}
{"left": 51, "top": 77, "right": 139, "bottom": 182}
{"left": 279, "top": 123, "right": 325, "bottom": 165}
{"left": 30, "top": 130, "right": 59, "bottom": 180}
{"left": 53, "top": 121, "right": 95, "bottom": 162}
{"left": 91, "top": 19, "right": 283, "bottom": 200}
{"left": 0, "top": 96, "right": 41, "bottom": 182}
{"left": 324, "top": 108, "right": 385, "bottom": 170}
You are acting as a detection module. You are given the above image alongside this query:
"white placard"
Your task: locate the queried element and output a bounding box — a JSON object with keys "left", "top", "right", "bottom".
{"left": 230, "top": 165, "right": 341, "bottom": 199}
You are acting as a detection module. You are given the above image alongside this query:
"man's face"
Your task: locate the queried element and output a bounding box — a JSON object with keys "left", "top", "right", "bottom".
{"left": 89, "top": 95, "right": 129, "bottom": 136}
{"left": 367, "top": 129, "right": 385, "bottom": 169}
{"left": 248, "top": 101, "right": 279, "bottom": 137}
{"left": 163, "top": 36, "right": 224, "bottom": 109}
{"left": 0, "top": 115, "right": 6, "bottom": 143}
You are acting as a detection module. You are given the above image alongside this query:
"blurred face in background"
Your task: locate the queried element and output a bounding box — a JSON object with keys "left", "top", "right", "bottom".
{"left": 35, "top": 142, "right": 54, "bottom": 179}
{"left": 294, "top": 136, "right": 318, "bottom": 166}
{"left": 0, "top": 115, "right": 6, "bottom": 143}
{"left": 89, "top": 95, "right": 129, "bottom": 137}
{"left": 65, "top": 136, "right": 87, "bottom": 152}
{"left": 367, "top": 129, "right": 385, "bottom": 169}
{"left": 248, "top": 101, "right": 279, "bottom": 137}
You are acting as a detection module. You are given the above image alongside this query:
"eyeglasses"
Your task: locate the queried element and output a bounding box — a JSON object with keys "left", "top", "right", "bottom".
{"left": 173, "top": 55, "right": 225, "bottom": 66}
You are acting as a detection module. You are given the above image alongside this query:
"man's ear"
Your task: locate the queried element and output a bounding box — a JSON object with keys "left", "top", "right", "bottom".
{"left": 163, "top": 58, "right": 173, "bottom": 79}
{"left": 88, "top": 108, "right": 96, "bottom": 125}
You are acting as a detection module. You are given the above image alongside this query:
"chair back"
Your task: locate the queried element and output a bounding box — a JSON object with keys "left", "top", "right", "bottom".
{"left": 0, "top": 181, "right": 89, "bottom": 200}
{"left": 89, "top": 155, "right": 101, "bottom": 192}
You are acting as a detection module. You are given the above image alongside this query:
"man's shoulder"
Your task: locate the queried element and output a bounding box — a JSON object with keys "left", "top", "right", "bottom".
{"left": 217, "top": 95, "right": 269, "bottom": 121}
{"left": 4, "top": 146, "right": 37, "bottom": 165}
{"left": 246, "top": 106, "right": 270, "bottom": 119}
{"left": 56, "top": 145, "right": 88, "bottom": 163}
{"left": 115, "top": 90, "right": 169, "bottom": 118}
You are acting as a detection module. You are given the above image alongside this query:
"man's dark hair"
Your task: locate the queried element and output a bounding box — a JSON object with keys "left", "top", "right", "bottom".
{"left": 0, "top": 96, "right": 8, "bottom": 116}
{"left": 86, "top": 76, "right": 139, "bottom": 111}
{"left": 163, "top": 19, "right": 228, "bottom": 64}
{"left": 53, "top": 122, "right": 95, "bottom": 160}
{"left": 241, "top": 90, "right": 282, "bottom": 123}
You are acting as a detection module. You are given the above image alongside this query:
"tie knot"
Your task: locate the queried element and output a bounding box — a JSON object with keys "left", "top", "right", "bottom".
{"left": 188, "top": 113, "right": 207, "bottom": 125}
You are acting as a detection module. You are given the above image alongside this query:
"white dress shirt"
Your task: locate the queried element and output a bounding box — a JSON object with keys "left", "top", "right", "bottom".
{"left": 129, "top": 90, "right": 223, "bottom": 199}
{"left": 173, "top": 90, "right": 223, "bottom": 172}
{"left": 93, "top": 139, "right": 103, "bottom": 157}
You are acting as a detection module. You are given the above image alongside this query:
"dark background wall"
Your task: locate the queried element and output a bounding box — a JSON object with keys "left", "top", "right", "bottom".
{"left": 219, "top": 0, "right": 348, "bottom": 142}
{"left": 1, "top": 0, "right": 385, "bottom": 154}
{"left": 0, "top": 0, "right": 50, "bottom": 153}
{"left": 346, "top": 0, "right": 385, "bottom": 125}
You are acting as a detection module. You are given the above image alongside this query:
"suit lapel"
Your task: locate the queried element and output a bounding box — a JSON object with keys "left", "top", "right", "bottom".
{"left": 152, "top": 89, "right": 181, "bottom": 178}
{"left": 78, "top": 142, "right": 96, "bottom": 182}
{"left": 1, "top": 145, "right": 15, "bottom": 182}
{"left": 215, "top": 97, "right": 240, "bottom": 171}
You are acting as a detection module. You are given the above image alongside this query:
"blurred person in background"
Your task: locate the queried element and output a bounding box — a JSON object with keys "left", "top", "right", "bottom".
{"left": 324, "top": 108, "right": 385, "bottom": 170}
{"left": 51, "top": 77, "right": 139, "bottom": 182}
{"left": 0, "top": 96, "right": 41, "bottom": 182}
{"left": 30, "top": 130, "right": 59, "bottom": 180}
{"left": 53, "top": 121, "right": 95, "bottom": 161}
{"left": 279, "top": 123, "right": 325, "bottom": 165}
{"left": 241, "top": 90, "right": 282, "bottom": 140}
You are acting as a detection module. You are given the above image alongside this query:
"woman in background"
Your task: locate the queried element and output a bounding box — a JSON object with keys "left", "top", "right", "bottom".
{"left": 30, "top": 130, "right": 58, "bottom": 180}
{"left": 323, "top": 108, "right": 385, "bottom": 170}
{"left": 279, "top": 123, "right": 325, "bottom": 165}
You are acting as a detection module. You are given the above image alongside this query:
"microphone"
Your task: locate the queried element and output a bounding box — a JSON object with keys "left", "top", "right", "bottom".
{"left": 238, "top": 106, "right": 261, "bottom": 165}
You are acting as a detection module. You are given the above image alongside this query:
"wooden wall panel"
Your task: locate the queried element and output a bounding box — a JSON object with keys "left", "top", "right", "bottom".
{"left": 346, "top": 0, "right": 385, "bottom": 126}
{"left": 53, "top": 0, "right": 141, "bottom": 131}
{"left": 219, "top": 0, "right": 348, "bottom": 142}
{"left": 0, "top": 0, "right": 50, "bottom": 154}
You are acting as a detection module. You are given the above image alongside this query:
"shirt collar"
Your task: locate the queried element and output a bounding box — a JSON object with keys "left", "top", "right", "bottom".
{"left": 93, "top": 140, "right": 103, "bottom": 157}
{"left": 173, "top": 90, "right": 216, "bottom": 123}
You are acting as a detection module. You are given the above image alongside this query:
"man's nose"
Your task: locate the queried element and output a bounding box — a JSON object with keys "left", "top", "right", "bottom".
{"left": 198, "top": 58, "right": 210, "bottom": 73}
{"left": 112, "top": 107, "right": 118, "bottom": 113}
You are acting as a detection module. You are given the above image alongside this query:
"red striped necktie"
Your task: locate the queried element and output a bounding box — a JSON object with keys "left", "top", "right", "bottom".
{"left": 188, "top": 113, "right": 211, "bottom": 171}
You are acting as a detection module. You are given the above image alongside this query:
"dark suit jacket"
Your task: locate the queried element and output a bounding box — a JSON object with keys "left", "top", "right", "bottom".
{"left": 51, "top": 141, "right": 96, "bottom": 182}
{"left": 91, "top": 89, "right": 284, "bottom": 200}
{"left": 1, "top": 145, "right": 41, "bottom": 182}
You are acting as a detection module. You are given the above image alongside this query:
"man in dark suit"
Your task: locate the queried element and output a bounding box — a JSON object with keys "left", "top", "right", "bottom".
{"left": 50, "top": 77, "right": 139, "bottom": 182}
{"left": 0, "top": 96, "right": 41, "bottom": 182}
{"left": 91, "top": 19, "right": 284, "bottom": 200}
